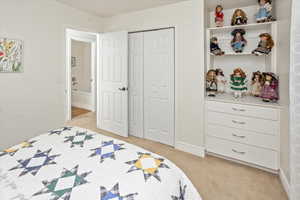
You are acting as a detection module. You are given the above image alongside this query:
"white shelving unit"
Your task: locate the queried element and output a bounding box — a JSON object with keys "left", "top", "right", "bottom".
{"left": 204, "top": 1, "right": 281, "bottom": 172}
{"left": 207, "top": 22, "right": 275, "bottom": 31}
{"left": 206, "top": 21, "right": 278, "bottom": 78}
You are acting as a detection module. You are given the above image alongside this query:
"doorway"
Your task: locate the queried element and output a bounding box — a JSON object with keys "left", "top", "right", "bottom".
{"left": 66, "top": 29, "right": 98, "bottom": 121}
{"left": 66, "top": 28, "right": 175, "bottom": 146}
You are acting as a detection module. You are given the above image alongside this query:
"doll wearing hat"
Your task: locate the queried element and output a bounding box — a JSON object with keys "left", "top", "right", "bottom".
{"left": 261, "top": 72, "right": 279, "bottom": 102}
{"left": 206, "top": 69, "right": 218, "bottom": 97}
{"left": 231, "top": 29, "right": 247, "bottom": 53}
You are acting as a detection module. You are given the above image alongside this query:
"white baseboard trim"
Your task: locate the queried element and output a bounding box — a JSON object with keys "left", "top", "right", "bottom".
{"left": 279, "top": 168, "right": 290, "bottom": 199}
{"left": 72, "top": 102, "right": 93, "bottom": 111}
{"left": 175, "top": 141, "right": 205, "bottom": 158}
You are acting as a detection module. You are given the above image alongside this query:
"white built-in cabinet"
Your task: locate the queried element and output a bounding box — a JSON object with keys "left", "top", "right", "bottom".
{"left": 204, "top": 2, "right": 281, "bottom": 171}
{"left": 129, "top": 28, "right": 175, "bottom": 146}
{"left": 205, "top": 97, "right": 281, "bottom": 170}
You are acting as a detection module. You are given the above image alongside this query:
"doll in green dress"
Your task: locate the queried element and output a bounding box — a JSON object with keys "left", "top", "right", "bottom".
{"left": 230, "top": 68, "right": 248, "bottom": 98}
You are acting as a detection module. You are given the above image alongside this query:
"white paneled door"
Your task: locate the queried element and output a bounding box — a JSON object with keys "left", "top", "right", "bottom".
{"left": 129, "top": 33, "right": 144, "bottom": 138}
{"left": 98, "top": 31, "right": 129, "bottom": 137}
{"left": 143, "top": 29, "right": 175, "bottom": 146}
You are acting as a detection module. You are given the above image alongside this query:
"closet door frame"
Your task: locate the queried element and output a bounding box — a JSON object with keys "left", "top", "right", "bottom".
{"left": 128, "top": 27, "right": 178, "bottom": 147}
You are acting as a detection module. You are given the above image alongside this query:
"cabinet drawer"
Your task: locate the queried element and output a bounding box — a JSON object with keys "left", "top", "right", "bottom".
{"left": 206, "top": 136, "right": 278, "bottom": 170}
{"left": 206, "top": 101, "right": 279, "bottom": 121}
{"left": 207, "top": 111, "right": 279, "bottom": 135}
{"left": 207, "top": 124, "right": 278, "bottom": 150}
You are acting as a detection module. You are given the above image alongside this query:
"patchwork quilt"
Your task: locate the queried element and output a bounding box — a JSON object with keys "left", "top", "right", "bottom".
{"left": 0, "top": 127, "right": 201, "bottom": 200}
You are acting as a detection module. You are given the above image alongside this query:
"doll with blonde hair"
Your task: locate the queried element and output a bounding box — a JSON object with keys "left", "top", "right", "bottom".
{"left": 231, "top": 9, "right": 248, "bottom": 26}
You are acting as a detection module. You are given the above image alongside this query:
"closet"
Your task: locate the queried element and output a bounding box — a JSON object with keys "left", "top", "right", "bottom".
{"left": 128, "top": 28, "right": 175, "bottom": 146}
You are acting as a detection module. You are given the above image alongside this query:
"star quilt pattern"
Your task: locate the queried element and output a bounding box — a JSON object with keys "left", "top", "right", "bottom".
{"left": 90, "top": 140, "right": 125, "bottom": 163}
{"left": 9, "top": 148, "right": 60, "bottom": 177}
{"left": 0, "top": 127, "right": 201, "bottom": 200}
{"left": 126, "top": 152, "right": 170, "bottom": 182}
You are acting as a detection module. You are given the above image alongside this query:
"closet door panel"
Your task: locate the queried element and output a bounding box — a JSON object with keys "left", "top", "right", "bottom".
{"left": 144, "top": 29, "right": 175, "bottom": 146}
{"left": 128, "top": 33, "right": 144, "bottom": 138}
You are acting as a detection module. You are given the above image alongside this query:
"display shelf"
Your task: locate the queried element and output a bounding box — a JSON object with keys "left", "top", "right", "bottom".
{"left": 208, "top": 22, "right": 276, "bottom": 32}
{"left": 205, "top": 93, "right": 281, "bottom": 108}
{"left": 206, "top": 21, "right": 277, "bottom": 74}
{"left": 210, "top": 52, "right": 269, "bottom": 56}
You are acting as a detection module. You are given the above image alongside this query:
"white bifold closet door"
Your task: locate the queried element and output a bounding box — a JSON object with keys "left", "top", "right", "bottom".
{"left": 129, "top": 28, "right": 175, "bottom": 146}
{"left": 129, "top": 33, "right": 144, "bottom": 138}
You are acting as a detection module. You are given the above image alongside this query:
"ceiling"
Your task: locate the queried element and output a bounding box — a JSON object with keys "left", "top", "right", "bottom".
{"left": 206, "top": 0, "right": 257, "bottom": 11}
{"left": 56, "top": 0, "right": 188, "bottom": 17}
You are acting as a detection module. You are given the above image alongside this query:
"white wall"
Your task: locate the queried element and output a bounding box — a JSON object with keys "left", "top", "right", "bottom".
{"left": 290, "top": 0, "right": 300, "bottom": 199}
{"left": 0, "top": 0, "right": 104, "bottom": 149}
{"left": 104, "top": 0, "right": 205, "bottom": 150}
{"left": 276, "top": 0, "right": 292, "bottom": 185}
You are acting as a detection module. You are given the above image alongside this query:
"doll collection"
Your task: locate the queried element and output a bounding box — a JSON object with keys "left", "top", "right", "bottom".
{"left": 211, "top": 1, "right": 275, "bottom": 56}
{"left": 207, "top": 2, "right": 278, "bottom": 103}
{"left": 206, "top": 68, "right": 279, "bottom": 102}
{"left": 214, "top": 1, "right": 275, "bottom": 28}
{"left": 210, "top": 32, "right": 274, "bottom": 56}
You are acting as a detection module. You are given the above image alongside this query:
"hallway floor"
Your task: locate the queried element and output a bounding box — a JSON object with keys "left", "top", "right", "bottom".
{"left": 66, "top": 112, "right": 288, "bottom": 200}
{"left": 72, "top": 107, "right": 91, "bottom": 118}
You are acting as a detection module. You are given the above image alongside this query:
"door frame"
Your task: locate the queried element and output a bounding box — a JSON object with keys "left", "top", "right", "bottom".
{"left": 128, "top": 27, "right": 177, "bottom": 146}
{"left": 65, "top": 28, "right": 99, "bottom": 121}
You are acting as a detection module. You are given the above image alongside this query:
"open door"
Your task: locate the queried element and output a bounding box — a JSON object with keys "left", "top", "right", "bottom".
{"left": 98, "top": 31, "right": 129, "bottom": 137}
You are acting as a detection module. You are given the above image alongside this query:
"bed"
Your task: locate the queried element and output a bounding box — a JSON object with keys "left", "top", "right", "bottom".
{"left": 0, "top": 127, "right": 201, "bottom": 200}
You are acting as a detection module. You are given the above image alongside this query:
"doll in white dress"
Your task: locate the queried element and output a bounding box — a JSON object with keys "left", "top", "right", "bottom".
{"left": 250, "top": 71, "right": 263, "bottom": 97}
{"left": 216, "top": 68, "right": 226, "bottom": 93}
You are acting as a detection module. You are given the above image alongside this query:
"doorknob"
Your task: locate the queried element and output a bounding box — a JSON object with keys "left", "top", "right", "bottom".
{"left": 118, "top": 87, "right": 128, "bottom": 91}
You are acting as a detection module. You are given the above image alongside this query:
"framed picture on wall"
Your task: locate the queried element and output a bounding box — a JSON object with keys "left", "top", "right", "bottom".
{"left": 0, "top": 38, "right": 23, "bottom": 73}
{"left": 71, "top": 56, "right": 77, "bottom": 68}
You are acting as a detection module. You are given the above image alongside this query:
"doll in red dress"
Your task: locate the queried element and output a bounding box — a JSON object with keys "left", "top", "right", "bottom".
{"left": 215, "top": 5, "right": 224, "bottom": 27}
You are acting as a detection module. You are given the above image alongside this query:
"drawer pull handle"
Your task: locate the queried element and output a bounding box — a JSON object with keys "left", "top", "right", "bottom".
{"left": 232, "top": 120, "right": 246, "bottom": 125}
{"left": 232, "top": 149, "right": 246, "bottom": 155}
{"left": 232, "top": 134, "right": 246, "bottom": 139}
{"left": 232, "top": 108, "right": 246, "bottom": 112}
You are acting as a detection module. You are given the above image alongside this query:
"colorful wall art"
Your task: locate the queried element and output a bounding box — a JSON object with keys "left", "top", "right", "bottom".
{"left": 0, "top": 38, "right": 23, "bottom": 73}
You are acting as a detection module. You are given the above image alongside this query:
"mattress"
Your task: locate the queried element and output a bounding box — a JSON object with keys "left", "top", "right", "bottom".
{"left": 0, "top": 126, "right": 201, "bottom": 200}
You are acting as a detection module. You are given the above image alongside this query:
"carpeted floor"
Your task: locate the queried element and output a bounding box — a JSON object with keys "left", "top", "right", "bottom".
{"left": 66, "top": 112, "right": 288, "bottom": 200}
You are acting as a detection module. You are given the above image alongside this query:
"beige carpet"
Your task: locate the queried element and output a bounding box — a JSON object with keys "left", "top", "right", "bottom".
{"left": 66, "top": 112, "right": 288, "bottom": 200}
